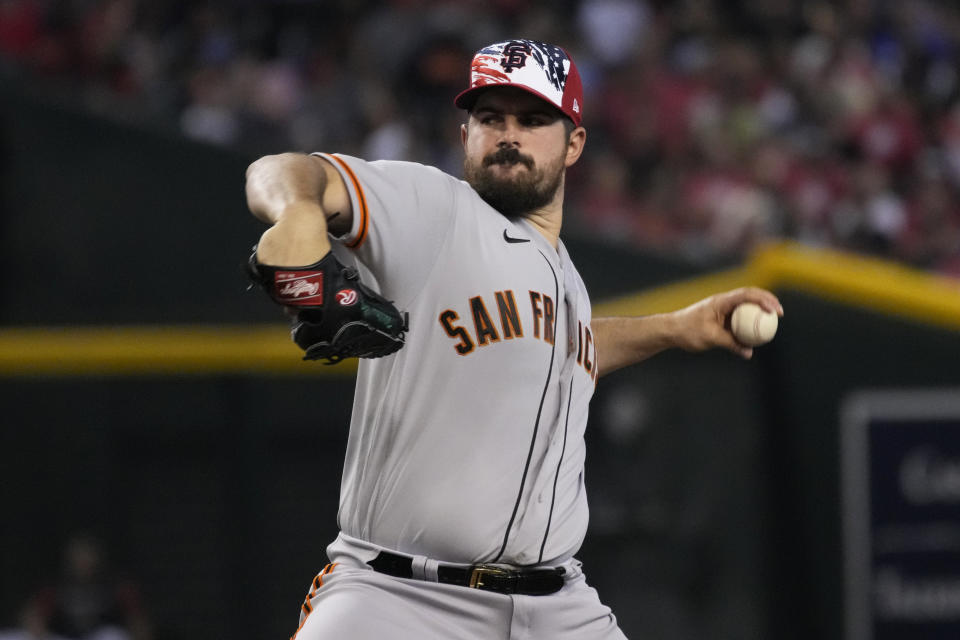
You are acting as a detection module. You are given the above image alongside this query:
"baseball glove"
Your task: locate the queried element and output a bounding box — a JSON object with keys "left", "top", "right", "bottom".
{"left": 247, "top": 248, "right": 408, "bottom": 364}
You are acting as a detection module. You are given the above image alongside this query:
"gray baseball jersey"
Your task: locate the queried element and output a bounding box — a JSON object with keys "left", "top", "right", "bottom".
{"left": 316, "top": 152, "right": 599, "bottom": 568}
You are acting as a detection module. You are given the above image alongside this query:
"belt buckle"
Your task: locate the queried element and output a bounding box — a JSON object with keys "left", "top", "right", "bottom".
{"left": 468, "top": 564, "right": 510, "bottom": 589}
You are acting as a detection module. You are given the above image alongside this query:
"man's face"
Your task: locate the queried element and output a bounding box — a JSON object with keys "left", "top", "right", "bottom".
{"left": 462, "top": 88, "right": 582, "bottom": 218}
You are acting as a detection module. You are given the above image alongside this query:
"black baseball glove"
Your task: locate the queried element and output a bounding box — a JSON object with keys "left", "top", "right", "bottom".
{"left": 247, "top": 248, "right": 407, "bottom": 364}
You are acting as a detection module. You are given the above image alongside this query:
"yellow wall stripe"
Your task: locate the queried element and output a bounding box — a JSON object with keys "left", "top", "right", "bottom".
{"left": 595, "top": 266, "right": 760, "bottom": 317}
{"left": 3, "top": 242, "right": 958, "bottom": 377}
{"left": 752, "top": 242, "right": 960, "bottom": 328}
{"left": 0, "top": 325, "right": 357, "bottom": 376}
{"left": 595, "top": 241, "right": 960, "bottom": 332}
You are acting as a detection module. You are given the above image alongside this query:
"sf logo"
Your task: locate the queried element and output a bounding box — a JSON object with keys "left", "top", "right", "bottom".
{"left": 500, "top": 42, "right": 530, "bottom": 73}
{"left": 336, "top": 289, "right": 358, "bottom": 306}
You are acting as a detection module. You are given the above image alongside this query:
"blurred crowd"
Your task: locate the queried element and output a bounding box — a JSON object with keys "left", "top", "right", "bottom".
{"left": 3, "top": 0, "right": 960, "bottom": 272}
{"left": 0, "top": 533, "right": 150, "bottom": 640}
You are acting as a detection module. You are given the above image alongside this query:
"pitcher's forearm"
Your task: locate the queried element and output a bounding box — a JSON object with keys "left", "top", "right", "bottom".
{"left": 593, "top": 287, "right": 784, "bottom": 377}
{"left": 592, "top": 315, "right": 678, "bottom": 376}
{"left": 246, "top": 154, "right": 339, "bottom": 266}
{"left": 255, "top": 200, "right": 333, "bottom": 266}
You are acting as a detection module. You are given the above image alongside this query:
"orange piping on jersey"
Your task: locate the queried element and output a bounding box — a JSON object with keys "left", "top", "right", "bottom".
{"left": 329, "top": 155, "right": 369, "bottom": 249}
{"left": 290, "top": 563, "right": 338, "bottom": 640}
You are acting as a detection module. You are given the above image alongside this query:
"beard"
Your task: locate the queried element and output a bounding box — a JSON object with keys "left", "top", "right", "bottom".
{"left": 464, "top": 146, "right": 565, "bottom": 218}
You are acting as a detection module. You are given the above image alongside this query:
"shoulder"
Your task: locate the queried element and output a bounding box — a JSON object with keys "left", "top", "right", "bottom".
{"left": 315, "top": 154, "right": 493, "bottom": 229}
{"left": 317, "top": 153, "right": 459, "bottom": 185}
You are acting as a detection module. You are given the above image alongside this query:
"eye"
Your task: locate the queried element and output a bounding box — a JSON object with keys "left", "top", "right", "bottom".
{"left": 520, "top": 115, "right": 549, "bottom": 127}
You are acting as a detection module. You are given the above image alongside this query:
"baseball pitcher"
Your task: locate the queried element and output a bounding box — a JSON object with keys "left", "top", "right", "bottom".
{"left": 245, "top": 39, "right": 783, "bottom": 640}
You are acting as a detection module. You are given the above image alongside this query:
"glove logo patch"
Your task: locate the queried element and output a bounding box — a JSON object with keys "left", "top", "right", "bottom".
{"left": 275, "top": 271, "right": 324, "bottom": 304}
{"left": 336, "top": 289, "right": 358, "bottom": 306}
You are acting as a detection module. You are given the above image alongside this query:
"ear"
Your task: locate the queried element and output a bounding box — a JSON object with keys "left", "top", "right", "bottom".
{"left": 564, "top": 126, "right": 587, "bottom": 168}
{"left": 461, "top": 123, "right": 469, "bottom": 149}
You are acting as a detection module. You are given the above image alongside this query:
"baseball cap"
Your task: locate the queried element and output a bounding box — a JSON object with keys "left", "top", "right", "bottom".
{"left": 455, "top": 39, "right": 584, "bottom": 127}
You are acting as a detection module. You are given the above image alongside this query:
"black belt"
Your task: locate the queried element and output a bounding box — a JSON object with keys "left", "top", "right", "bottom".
{"left": 366, "top": 551, "right": 565, "bottom": 596}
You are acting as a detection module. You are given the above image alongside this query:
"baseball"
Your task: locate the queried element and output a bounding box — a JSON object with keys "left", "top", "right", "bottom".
{"left": 730, "top": 302, "right": 778, "bottom": 346}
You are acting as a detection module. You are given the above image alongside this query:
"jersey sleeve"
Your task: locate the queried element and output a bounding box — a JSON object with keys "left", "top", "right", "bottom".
{"left": 313, "top": 153, "right": 458, "bottom": 307}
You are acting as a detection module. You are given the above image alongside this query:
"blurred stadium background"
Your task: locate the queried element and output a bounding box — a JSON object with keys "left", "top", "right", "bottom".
{"left": 1, "top": 1, "right": 960, "bottom": 639}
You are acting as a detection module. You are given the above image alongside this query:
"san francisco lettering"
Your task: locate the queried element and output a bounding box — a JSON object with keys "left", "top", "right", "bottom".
{"left": 439, "top": 289, "right": 598, "bottom": 380}
{"left": 439, "top": 290, "right": 530, "bottom": 356}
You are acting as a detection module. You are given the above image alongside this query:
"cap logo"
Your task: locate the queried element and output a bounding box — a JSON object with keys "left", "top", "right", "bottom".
{"left": 456, "top": 39, "right": 583, "bottom": 127}
{"left": 500, "top": 42, "right": 531, "bottom": 73}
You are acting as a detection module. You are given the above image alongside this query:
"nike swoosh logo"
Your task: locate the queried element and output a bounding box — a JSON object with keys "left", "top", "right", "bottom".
{"left": 503, "top": 229, "right": 530, "bottom": 244}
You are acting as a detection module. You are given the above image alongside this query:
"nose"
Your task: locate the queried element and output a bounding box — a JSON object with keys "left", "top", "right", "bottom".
{"left": 497, "top": 113, "right": 523, "bottom": 148}
{"left": 496, "top": 116, "right": 522, "bottom": 147}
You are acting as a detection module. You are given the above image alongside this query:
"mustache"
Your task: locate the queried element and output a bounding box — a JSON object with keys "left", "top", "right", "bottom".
{"left": 483, "top": 147, "right": 534, "bottom": 170}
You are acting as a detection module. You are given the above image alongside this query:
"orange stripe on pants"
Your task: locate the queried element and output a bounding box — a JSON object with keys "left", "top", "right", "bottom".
{"left": 290, "top": 563, "right": 338, "bottom": 640}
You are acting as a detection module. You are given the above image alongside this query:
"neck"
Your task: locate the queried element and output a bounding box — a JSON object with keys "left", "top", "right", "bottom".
{"left": 523, "top": 210, "right": 561, "bottom": 248}
{"left": 522, "top": 182, "right": 565, "bottom": 249}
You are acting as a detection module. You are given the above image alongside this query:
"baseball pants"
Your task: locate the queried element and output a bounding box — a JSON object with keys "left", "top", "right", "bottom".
{"left": 289, "top": 533, "right": 627, "bottom": 640}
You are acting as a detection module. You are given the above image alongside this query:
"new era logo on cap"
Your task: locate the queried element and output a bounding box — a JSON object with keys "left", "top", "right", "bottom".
{"left": 455, "top": 39, "right": 584, "bottom": 127}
